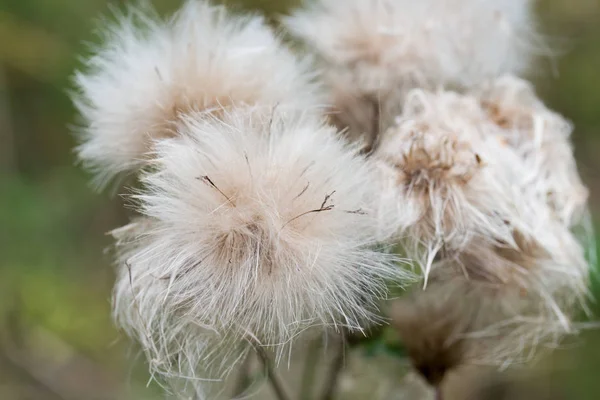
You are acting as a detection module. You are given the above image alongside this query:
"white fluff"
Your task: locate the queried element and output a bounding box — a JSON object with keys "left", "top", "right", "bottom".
{"left": 375, "top": 89, "right": 529, "bottom": 281}
{"left": 73, "top": 0, "right": 322, "bottom": 186}
{"left": 393, "top": 266, "right": 586, "bottom": 371}
{"left": 379, "top": 85, "right": 591, "bottom": 367}
{"left": 474, "top": 75, "right": 589, "bottom": 228}
{"left": 285, "top": 0, "right": 540, "bottom": 140}
{"left": 112, "top": 108, "right": 409, "bottom": 393}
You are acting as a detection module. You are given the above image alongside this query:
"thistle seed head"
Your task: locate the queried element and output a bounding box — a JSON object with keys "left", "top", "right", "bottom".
{"left": 73, "top": 0, "right": 322, "bottom": 187}
{"left": 112, "top": 108, "right": 411, "bottom": 394}
{"left": 285, "top": 0, "right": 541, "bottom": 140}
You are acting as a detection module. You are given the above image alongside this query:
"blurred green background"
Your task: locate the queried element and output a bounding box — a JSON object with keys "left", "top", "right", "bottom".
{"left": 0, "top": 0, "right": 599, "bottom": 399}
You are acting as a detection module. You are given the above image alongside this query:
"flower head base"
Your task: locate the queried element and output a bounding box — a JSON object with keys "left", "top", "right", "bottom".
{"left": 392, "top": 259, "right": 586, "bottom": 385}
{"left": 73, "top": 0, "right": 322, "bottom": 186}
{"left": 69, "top": 0, "right": 594, "bottom": 396}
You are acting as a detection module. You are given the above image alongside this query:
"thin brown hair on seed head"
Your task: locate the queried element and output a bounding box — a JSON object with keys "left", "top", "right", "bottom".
{"left": 391, "top": 130, "right": 479, "bottom": 193}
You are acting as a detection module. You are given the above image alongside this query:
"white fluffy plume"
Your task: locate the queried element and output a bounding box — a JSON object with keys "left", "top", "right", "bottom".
{"left": 474, "top": 75, "right": 589, "bottom": 228}
{"left": 112, "top": 108, "right": 408, "bottom": 393}
{"left": 378, "top": 84, "right": 591, "bottom": 367}
{"left": 285, "top": 0, "right": 540, "bottom": 141}
{"left": 73, "top": 0, "right": 322, "bottom": 186}
{"left": 375, "top": 89, "right": 527, "bottom": 280}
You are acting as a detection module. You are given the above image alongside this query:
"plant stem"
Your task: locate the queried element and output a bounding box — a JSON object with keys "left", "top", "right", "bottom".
{"left": 320, "top": 331, "right": 346, "bottom": 400}
{"left": 369, "top": 97, "right": 381, "bottom": 153}
{"left": 436, "top": 387, "right": 444, "bottom": 400}
{"left": 299, "top": 337, "right": 322, "bottom": 400}
{"left": 232, "top": 352, "right": 253, "bottom": 398}
{"left": 252, "top": 343, "right": 292, "bottom": 400}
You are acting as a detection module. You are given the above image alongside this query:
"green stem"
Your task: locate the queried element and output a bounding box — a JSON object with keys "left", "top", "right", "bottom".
{"left": 299, "top": 337, "right": 322, "bottom": 400}
{"left": 320, "top": 331, "right": 347, "bottom": 400}
{"left": 252, "top": 343, "right": 292, "bottom": 400}
{"left": 232, "top": 352, "right": 252, "bottom": 398}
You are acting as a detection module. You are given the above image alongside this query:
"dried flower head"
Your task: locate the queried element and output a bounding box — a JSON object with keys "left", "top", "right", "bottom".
{"left": 112, "top": 108, "right": 408, "bottom": 392}
{"left": 285, "top": 0, "right": 540, "bottom": 142}
{"left": 475, "top": 75, "right": 589, "bottom": 227}
{"left": 375, "top": 89, "right": 526, "bottom": 280}
{"left": 391, "top": 258, "right": 586, "bottom": 388}
{"left": 472, "top": 77, "right": 592, "bottom": 328}
{"left": 73, "top": 0, "right": 322, "bottom": 186}
{"left": 379, "top": 86, "right": 590, "bottom": 363}
{"left": 391, "top": 279, "right": 473, "bottom": 388}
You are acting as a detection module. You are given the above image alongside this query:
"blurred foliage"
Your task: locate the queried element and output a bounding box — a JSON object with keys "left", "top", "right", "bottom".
{"left": 0, "top": 0, "right": 599, "bottom": 399}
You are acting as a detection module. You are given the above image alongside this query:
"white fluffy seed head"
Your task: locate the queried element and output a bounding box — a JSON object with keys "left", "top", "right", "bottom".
{"left": 470, "top": 77, "right": 592, "bottom": 322}
{"left": 382, "top": 83, "right": 592, "bottom": 372}
{"left": 375, "top": 89, "right": 528, "bottom": 278}
{"left": 474, "top": 75, "right": 589, "bottom": 228}
{"left": 112, "top": 107, "right": 409, "bottom": 390}
{"left": 285, "top": 0, "right": 541, "bottom": 141}
{"left": 73, "top": 0, "right": 323, "bottom": 187}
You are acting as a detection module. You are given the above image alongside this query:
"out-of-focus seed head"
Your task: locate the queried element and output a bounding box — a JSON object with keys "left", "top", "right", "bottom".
{"left": 474, "top": 75, "right": 589, "bottom": 227}
{"left": 73, "top": 0, "right": 322, "bottom": 187}
{"left": 285, "top": 0, "right": 541, "bottom": 142}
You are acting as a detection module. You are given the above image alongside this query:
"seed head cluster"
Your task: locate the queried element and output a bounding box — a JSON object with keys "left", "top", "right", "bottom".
{"left": 285, "top": 0, "right": 541, "bottom": 142}
{"left": 72, "top": 0, "right": 593, "bottom": 397}
{"left": 73, "top": 1, "right": 322, "bottom": 186}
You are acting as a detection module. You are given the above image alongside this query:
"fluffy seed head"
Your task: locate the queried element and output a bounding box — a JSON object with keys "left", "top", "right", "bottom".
{"left": 470, "top": 77, "right": 592, "bottom": 323}
{"left": 377, "top": 86, "right": 590, "bottom": 343}
{"left": 112, "top": 108, "right": 408, "bottom": 390}
{"left": 474, "top": 76, "right": 589, "bottom": 227}
{"left": 285, "top": 0, "right": 540, "bottom": 141}
{"left": 73, "top": 0, "right": 322, "bottom": 186}
{"left": 375, "top": 89, "right": 526, "bottom": 278}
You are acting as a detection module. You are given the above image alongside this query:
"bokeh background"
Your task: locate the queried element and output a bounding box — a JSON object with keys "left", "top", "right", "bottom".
{"left": 1, "top": 0, "right": 599, "bottom": 399}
